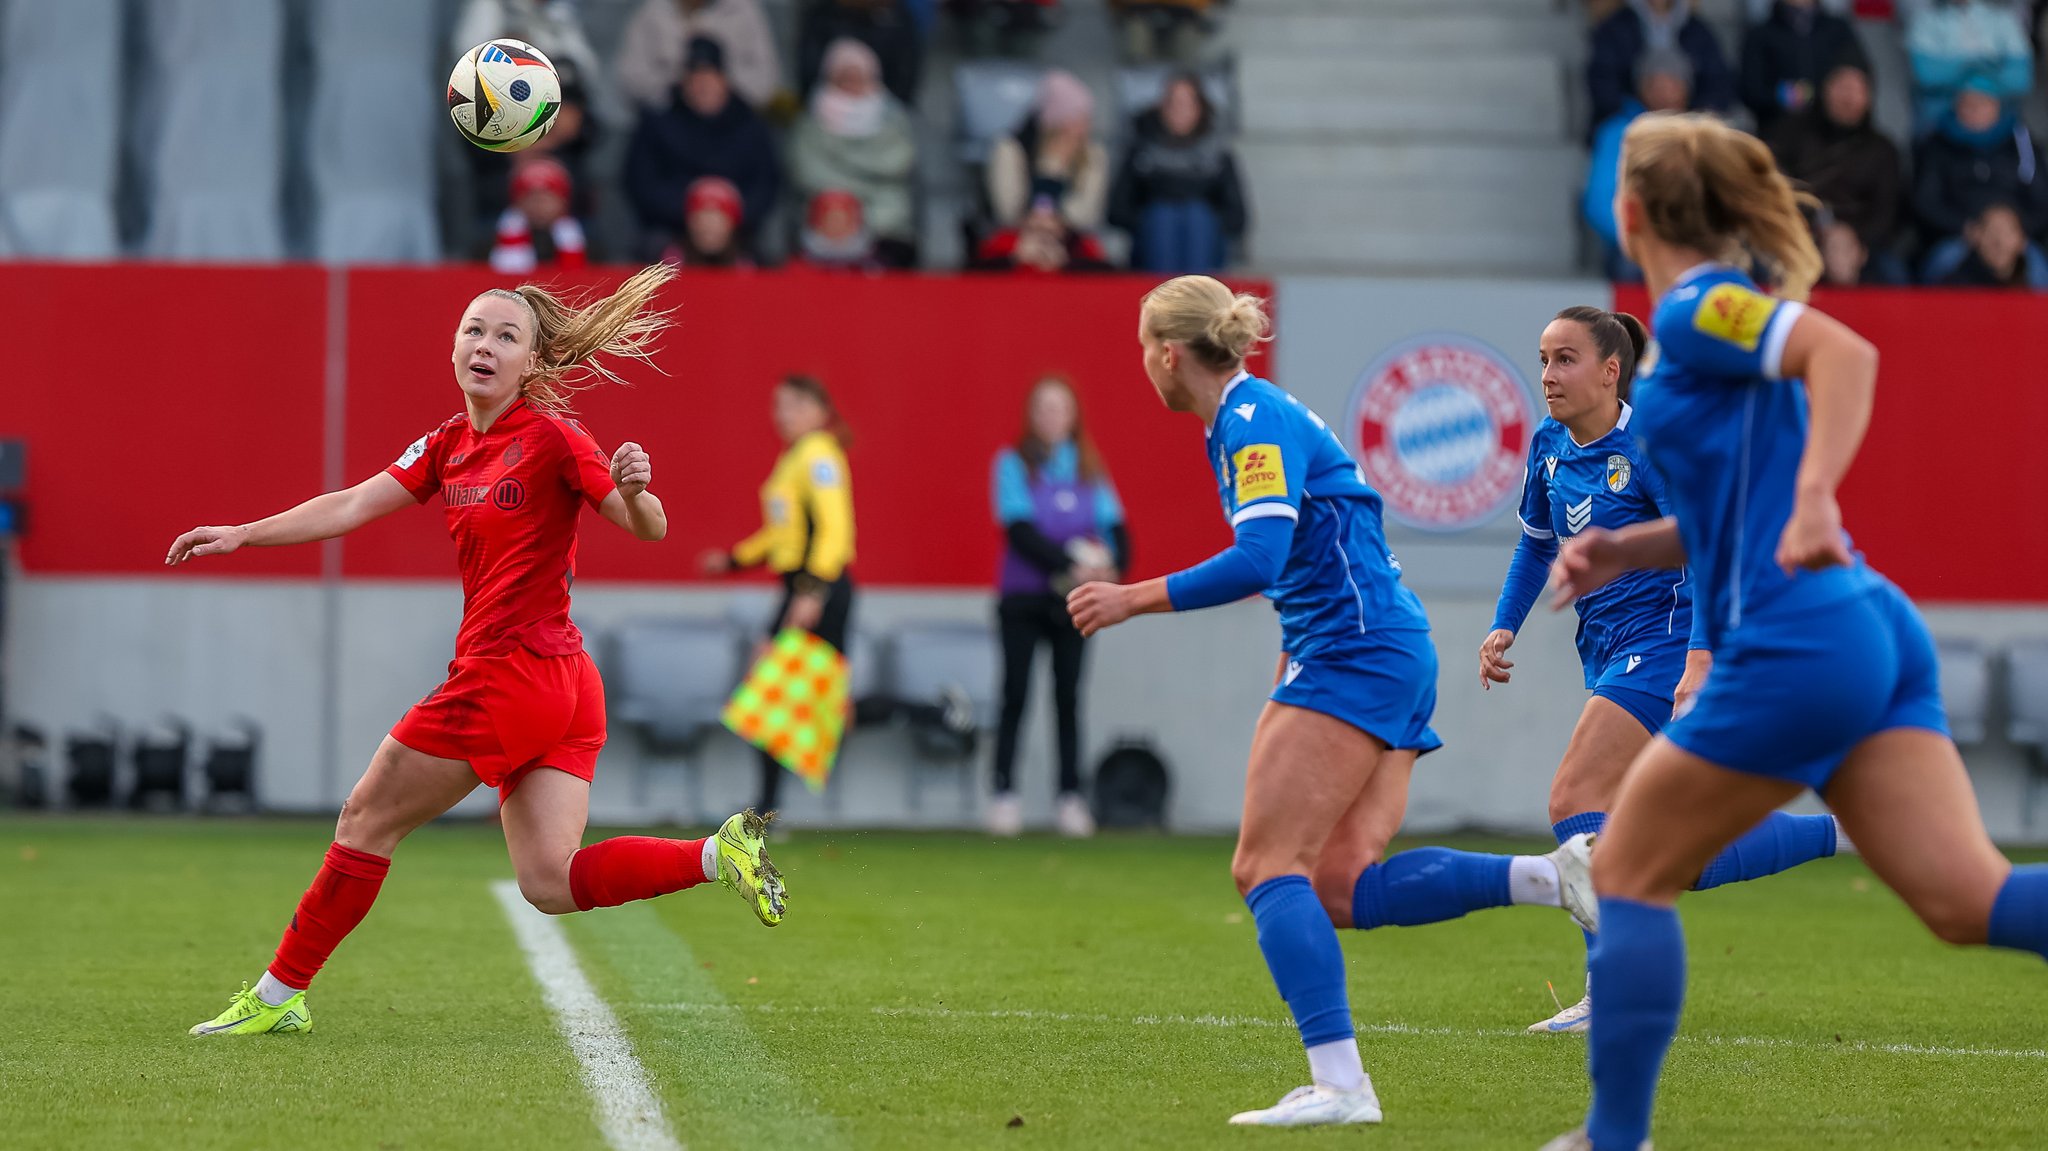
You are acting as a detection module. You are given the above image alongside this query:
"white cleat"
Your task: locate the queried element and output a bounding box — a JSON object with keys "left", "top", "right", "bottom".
{"left": 1527, "top": 993, "right": 1592, "bottom": 1034}
{"left": 1055, "top": 792, "right": 1096, "bottom": 838}
{"left": 1227, "top": 1083, "right": 1383, "bottom": 1127}
{"left": 985, "top": 793, "right": 1023, "bottom": 838}
{"left": 1539, "top": 1127, "right": 1651, "bottom": 1150}
{"left": 1548, "top": 833, "right": 1600, "bottom": 933}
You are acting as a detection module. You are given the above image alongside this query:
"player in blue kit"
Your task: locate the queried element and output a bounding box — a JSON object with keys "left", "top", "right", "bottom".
{"left": 1068, "top": 276, "right": 1600, "bottom": 1129}
{"left": 1540, "top": 114, "right": 2048, "bottom": 1151}
{"left": 1484, "top": 305, "right": 1839, "bottom": 1035}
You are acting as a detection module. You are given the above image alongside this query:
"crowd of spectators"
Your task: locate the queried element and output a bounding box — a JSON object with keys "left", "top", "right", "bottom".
{"left": 1583, "top": 0, "right": 2048, "bottom": 290}
{"left": 456, "top": 0, "right": 1244, "bottom": 277}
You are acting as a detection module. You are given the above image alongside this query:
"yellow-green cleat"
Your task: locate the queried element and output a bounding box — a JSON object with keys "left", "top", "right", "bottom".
{"left": 714, "top": 809, "right": 787, "bottom": 927}
{"left": 188, "top": 982, "right": 311, "bottom": 1036}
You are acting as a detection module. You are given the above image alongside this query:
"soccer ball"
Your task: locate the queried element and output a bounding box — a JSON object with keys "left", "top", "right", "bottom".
{"left": 447, "top": 39, "right": 561, "bottom": 153}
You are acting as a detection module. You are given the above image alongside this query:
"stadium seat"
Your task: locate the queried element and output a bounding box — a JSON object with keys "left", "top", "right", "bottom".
{"left": 2004, "top": 638, "right": 2048, "bottom": 831}
{"left": 954, "top": 60, "right": 1046, "bottom": 166}
{"left": 1935, "top": 638, "right": 1993, "bottom": 746}
{"left": 307, "top": 0, "right": 442, "bottom": 263}
{"left": 605, "top": 618, "right": 747, "bottom": 823}
{"left": 0, "top": 0, "right": 122, "bottom": 258}
{"left": 139, "top": 0, "right": 288, "bottom": 260}
{"left": 887, "top": 620, "right": 999, "bottom": 814}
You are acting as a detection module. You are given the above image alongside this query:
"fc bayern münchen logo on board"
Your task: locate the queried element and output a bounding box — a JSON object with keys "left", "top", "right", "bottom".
{"left": 1344, "top": 333, "right": 1537, "bottom": 533}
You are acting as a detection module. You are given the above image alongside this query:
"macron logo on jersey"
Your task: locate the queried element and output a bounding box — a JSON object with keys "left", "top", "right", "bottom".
{"left": 1566, "top": 495, "right": 1594, "bottom": 534}
{"left": 1234, "top": 403, "right": 1257, "bottom": 422}
{"left": 1284, "top": 660, "right": 1303, "bottom": 685}
{"left": 1545, "top": 456, "right": 1559, "bottom": 481}
{"left": 1626, "top": 655, "right": 1642, "bottom": 674}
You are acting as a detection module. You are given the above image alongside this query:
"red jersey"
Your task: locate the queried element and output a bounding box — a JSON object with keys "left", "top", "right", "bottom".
{"left": 385, "top": 399, "right": 617, "bottom": 658}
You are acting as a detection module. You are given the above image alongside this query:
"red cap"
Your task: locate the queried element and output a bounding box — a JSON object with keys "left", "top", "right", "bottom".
{"left": 806, "top": 188, "right": 862, "bottom": 229}
{"left": 686, "top": 176, "right": 743, "bottom": 225}
{"left": 510, "top": 158, "right": 572, "bottom": 203}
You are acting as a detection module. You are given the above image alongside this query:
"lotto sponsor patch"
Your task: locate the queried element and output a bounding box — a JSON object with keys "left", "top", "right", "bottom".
{"left": 1692, "top": 282, "right": 1776, "bottom": 351}
{"left": 1232, "top": 444, "right": 1288, "bottom": 504}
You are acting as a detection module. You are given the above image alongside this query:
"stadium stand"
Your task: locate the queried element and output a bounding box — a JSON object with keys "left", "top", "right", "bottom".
{"left": 310, "top": 0, "right": 444, "bottom": 263}
{"left": 0, "top": 0, "right": 123, "bottom": 259}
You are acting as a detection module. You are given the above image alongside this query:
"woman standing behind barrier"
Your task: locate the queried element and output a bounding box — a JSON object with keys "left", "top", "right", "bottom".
{"left": 988, "top": 376, "right": 1127, "bottom": 838}
{"left": 701, "top": 375, "right": 856, "bottom": 816}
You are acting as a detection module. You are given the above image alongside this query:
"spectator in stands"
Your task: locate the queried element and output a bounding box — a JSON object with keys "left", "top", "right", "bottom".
{"left": 1740, "top": 0, "right": 1862, "bottom": 134}
{"left": 789, "top": 38, "right": 919, "bottom": 267}
{"left": 626, "top": 37, "right": 781, "bottom": 260}
{"left": 954, "top": 0, "right": 1058, "bottom": 58}
{"left": 973, "top": 197, "right": 1112, "bottom": 272}
{"left": 1108, "top": 72, "right": 1246, "bottom": 273}
{"left": 1110, "top": 0, "right": 1212, "bottom": 65}
{"left": 1588, "top": 0, "right": 1736, "bottom": 127}
{"left": 1914, "top": 79, "right": 2048, "bottom": 275}
{"left": 659, "top": 176, "right": 753, "bottom": 267}
{"left": 798, "top": 0, "right": 923, "bottom": 104}
{"left": 1767, "top": 47, "right": 1907, "bottom": 281}
{"left": 1584, "top": 48, "right": 1694, "bottom": 280}
{"left": 489, "top": 158, "right": 589, "bottom": 274}
{"left": 988, "top": 70, "right": 1110, "bottom": 234}
{"left": 616, "top": 0, "right": 784, "bottom": 114}
{"left": 1934, "top": 201, "right": 2048, "bottom": 285}
{"left": 466, "top": 61, "right": 600, "bottom": 260}
{"left": 797, "top": 189, "right": 882, "bottom": 270}
{"left": 1904, "top": 0, "right": 2034, "bottom": 132}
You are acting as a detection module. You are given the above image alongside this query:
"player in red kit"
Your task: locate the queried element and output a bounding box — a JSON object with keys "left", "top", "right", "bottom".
{"left": 168, "top": 265, "right": 787, "bottom": 1037}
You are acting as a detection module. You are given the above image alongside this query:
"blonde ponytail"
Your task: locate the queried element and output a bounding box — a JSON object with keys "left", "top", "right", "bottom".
{"left": 1621, "top": 112, "right": 1822, "bottom": 301}
{"left": 484, "top": 263, "right": 678, "bottom": 413}
{"left": 1143, "top": 275, "right": 1271, "bottom": 370}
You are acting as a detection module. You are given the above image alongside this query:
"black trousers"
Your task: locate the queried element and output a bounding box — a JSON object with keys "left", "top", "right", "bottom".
{"left": 756, "top": 572, "right": 853, "bottom": 813}
{"left": 993, "top": 592, "right": 1087, "bottom": 796}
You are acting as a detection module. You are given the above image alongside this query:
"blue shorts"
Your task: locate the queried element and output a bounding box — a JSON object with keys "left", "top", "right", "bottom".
{"left": 1271, "top": 629, "right": 1443, "bottom": 754}
{"left": 1663, "top": 578, "right": 1948, "bottom": 791}
{"left": 1588, "top": 645, "right": 1686, "bottom": 736}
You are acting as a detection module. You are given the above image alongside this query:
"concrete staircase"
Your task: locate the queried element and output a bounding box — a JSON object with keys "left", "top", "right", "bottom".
{"left": 1220, "top": 0, "right": 1585, "bottom": 276}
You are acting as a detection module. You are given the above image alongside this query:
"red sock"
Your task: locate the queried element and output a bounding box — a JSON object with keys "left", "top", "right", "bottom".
{"left": 268, "top": 842, "right": 391, "bottom": 990}
{"left": 568, "top": 836, "right": 710, "bottom": 911}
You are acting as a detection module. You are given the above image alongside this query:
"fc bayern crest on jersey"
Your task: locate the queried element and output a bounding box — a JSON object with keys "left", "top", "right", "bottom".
{"left": 1345, "top": 334, "right": 1537, "bottom": 532}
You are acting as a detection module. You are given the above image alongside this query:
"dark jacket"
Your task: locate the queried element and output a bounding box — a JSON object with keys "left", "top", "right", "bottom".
{"left": 797, "top": 0, "right": 922, "bottom": 104}
{"left": 1912, "top": 112, "right": 2048, "bottom": 241}
{"left": 1106, "top": 108, "right": 1248, "bottom": 238}
{"left": 624, "top": 91, "right": 782, "bottom": 243}
{"left": 1937, "top": 248, "right": 2034, "bottom": 289}
{"left": 1740, "top": 2, "right": 1861, "bottom": 135}
{"left": 1767, "top": 99, "right": 1902, "bottom": 251}
{"left": 1588, "top": 4, "right": 1736, "bottom": 128}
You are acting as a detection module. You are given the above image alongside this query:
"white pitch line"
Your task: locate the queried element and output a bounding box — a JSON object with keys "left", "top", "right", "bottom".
{"left": 493, "top": 882, "right": 685, "bottom": 1151}
{"left": 632, "top": 1000, "right": 2048, "bottom": 1062}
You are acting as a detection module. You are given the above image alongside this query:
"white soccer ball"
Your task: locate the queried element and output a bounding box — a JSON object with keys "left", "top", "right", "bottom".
{"left": 447, "top": 39, "right": 561, "bottom": 153}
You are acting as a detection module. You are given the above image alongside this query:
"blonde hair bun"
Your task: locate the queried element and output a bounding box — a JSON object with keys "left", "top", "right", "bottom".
{"left": 1143, "top": 275, "right": 1271, "bottom": 370}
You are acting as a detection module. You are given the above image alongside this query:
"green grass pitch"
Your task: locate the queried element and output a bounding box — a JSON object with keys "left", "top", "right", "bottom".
{"left": 3, "top": 816, "right": 2042, "bottom": 1150}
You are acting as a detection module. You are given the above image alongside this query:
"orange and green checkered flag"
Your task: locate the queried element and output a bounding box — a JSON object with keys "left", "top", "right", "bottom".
{"left": 722, "top": 629, "right": 850, "bottom": 793}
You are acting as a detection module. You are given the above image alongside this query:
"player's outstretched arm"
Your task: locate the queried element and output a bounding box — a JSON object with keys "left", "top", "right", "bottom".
{"left": 165, "top": 473, "right": 416, "bottom": 564}
{"left": 597, "top": 441, "right": 666, "bottom": 542}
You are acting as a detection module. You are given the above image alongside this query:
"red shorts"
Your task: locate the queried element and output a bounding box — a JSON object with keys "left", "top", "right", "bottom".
{"left": 390, "top": 648, "right": 606, "bottom": 799}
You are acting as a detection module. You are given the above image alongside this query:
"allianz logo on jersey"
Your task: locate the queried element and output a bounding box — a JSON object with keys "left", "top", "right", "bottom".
{"left": 1565, "top": 495, "right": 1594, "bottom": 535}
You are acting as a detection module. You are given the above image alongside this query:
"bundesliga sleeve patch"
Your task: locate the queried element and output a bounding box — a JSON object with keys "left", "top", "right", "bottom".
{"left": 1232, "top": 444, "right": 1288, "bottom": 504}
{"left": 395, "top": 434, "right": 429, "bottom": 469}
{"left": 1692, "top": 282, "right": 1777, "bottom": 351}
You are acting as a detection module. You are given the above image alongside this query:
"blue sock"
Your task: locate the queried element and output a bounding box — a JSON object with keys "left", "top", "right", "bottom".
{"left": 1585, "top": 898, "right": 1685, "bottom": 1151}
{"left": 1989, "top": 864, "right": 2048, "bottom": 959}
{"left": 1350, "top": 847, "right": 1513, "bottom": 930}
{"left": 1692, "top": 812, "right": 1837, "bottom": 890}
{"left": 1553, "top": 812, "right": 1609, "bottom": 973}
{"left": 1245, "top": 875, "right": 1354, "bottom": 1047}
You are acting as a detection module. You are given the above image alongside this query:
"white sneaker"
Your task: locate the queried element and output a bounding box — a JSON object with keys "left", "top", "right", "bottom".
{"left": 986, "top": 793, "right": 1023, "bottom": 838}
{"left": 1548, "top": 833, "right": 1600, "bottom": 933}
{"left": 1527, "top": 993, "right": 1592, "bottom": 1034}
{"left": 1227, "top": 1083, "right": 1383, "bottom": 1127}
{"left": 1054, "top": 792, "right": 1095, "bottom": 838}
{"left": 1539, "top": 1127, "right": 1651, "bottom": 1150}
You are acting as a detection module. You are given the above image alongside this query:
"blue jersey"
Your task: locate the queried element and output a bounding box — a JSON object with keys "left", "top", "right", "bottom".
{"left": 1632, "top": 265, "right": 1878, "bottom": 648}
{"left": 1515, "top": 408, "right": 1698, "bottom": 684}
{"left": 1205, "top": 372, "right": 1430, "bottom": 658}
